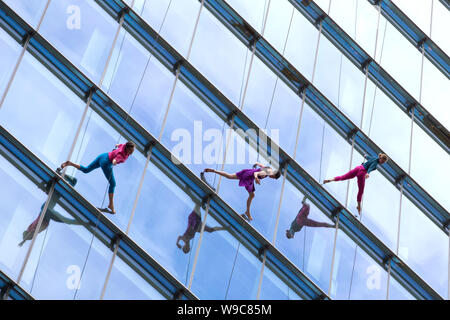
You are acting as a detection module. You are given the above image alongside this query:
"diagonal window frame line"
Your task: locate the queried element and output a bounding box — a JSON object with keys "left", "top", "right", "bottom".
{"left": 0, "top": 270, "right": 34, "bottom": 300}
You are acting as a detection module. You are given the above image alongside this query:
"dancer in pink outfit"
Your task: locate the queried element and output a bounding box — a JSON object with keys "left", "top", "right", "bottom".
{"left": 323, "top": 153, "right": 388, "bottom": 214}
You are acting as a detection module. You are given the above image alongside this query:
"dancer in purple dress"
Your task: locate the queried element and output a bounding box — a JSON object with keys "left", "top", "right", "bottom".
{"left": 202, "top": 162, "right": 281, "bottom": 221}
{"left": 176, "top": 204, "right": 226, "bottom": 254}
{"left": 286, "top": 196, "right": 335, "bottom": 239}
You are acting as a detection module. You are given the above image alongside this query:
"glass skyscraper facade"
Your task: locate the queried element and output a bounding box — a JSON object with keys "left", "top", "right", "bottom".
{"left": 0, "top": 0, "right": 448, "bottom": 300}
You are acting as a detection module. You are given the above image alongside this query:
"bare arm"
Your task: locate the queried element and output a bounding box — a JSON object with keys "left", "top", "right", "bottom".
{"left": 254, "top": 171, "right": 261, "bottom": 184}
{"left": 176, "top": 236, "right": 183, "bottom": 248}
{"left": 254, "top": 162, "right": 265, "bottom": 168}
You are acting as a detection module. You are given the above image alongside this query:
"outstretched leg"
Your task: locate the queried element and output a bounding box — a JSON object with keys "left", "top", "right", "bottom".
{"left": 60, "top": 155, "right": 102, "bottom": 174}
{"left": 304, "top": 218, "right": 334, "bottom": 228}
{"left": 204, "top": 225, "right": 226, "bottom": 233}
{"left": 324, "top": 166, "right": 359, "bottom": 184}
{"left": 99, "top": 157, "right": 116, "bottom": 214}
{"left": 49, "top": 209, "right": 83, "bottom": 226}
{"left": 204, "top": 168, "right": 238, "bottom": 180}
{"left": 243, "top": 192, "right": 255, "bottom": 221}
{"left": 356, "top": 173, "right": 366, "bottom": 214}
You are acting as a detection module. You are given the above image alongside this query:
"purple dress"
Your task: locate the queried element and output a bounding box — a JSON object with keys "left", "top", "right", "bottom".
{"left": 235, "top": 168, "right": 267, "bottom": 193}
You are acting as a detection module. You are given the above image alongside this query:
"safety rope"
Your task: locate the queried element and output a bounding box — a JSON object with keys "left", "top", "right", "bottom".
{"left": 13, "top": 0, "right": 54, "bottom": 292}
{"left": 214, "top": 1, "right": 272, "bottom": 299}
{"left": 97, "top": 0, "right": 178, "bottom": 299}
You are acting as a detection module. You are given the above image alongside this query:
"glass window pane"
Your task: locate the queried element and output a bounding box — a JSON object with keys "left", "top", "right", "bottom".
{"left": 274, "top": 180, "right": 335, "bottom": 293}
{"left": 0, "top": 156, "right": 47, "bottom": 281}
{"left": 189, "top": 8, "right": 250, "bottom": 106}
{"left": 399, "top": 196, "right": 449, "bottom": 297}
{"left": 284, "top": 10, "right": 319, "bottom": 80}
{"left": 139, "top": 0, "right": 201, "bottom": 57}
{"left": 391, "top": 0, "right": 432, "bottom": 36}
{"left": 20, "top": 191, "right": 104, "bottom": 299}
{"left": 241, "top": 56, "right": 278, "bottom": 128}
{"left": 190, "top": 213, "right": 262, "bottom": 299}
{"left": 39, "top": 0, "right": 118, "bottom": 83}
{"left": 431, "top": 1, "right": 450, "bottom": 55}
{"left": 388, "top": 275, "right": 415, "bottom": 300}
{"left": 329, "top": 0, "right": 358, "bottom": 39}
{"left": 3, "top": 0, "right": 48, "bottom": 28}
{"left": 99, "top": 30, "right": 175, "bottom": 137}
{"left": 127, "top": 161, "right": 204, "bottom": 289}
{"left": 259, "top": 266, "right": 297, "bottom": 300}
{"left": 378, "top": 22, "right": 422, "bottom": 101}
{"left": 0, "top": 52, "right": 85, "bottom": 169}
{"left": 315, "top": 37, "right": 365, "bottom": 125}
{"left": 263, "top": 0, "right": 294, "bottom": 54}
{"left": 102, "top": 255, "right": 165, "bottom": 300}
{"left": 410, "top": 124, "right": 450, "bottom": 212}
{"left": 421, "top": 58, "right": 450, "bottom": 130}
{"left": 361, "top": 82, "right": 411, "bottom": 171}
{"left": 265, "top": 79, "right": 303, "bottom": 156}
{"left": 331, "top": 231, "right": 388, "bottom": 299}
{"left": 0, "top": 28, "right": 21, "bottom": 97}
{"left": 346, "top": 151, "right": 401, "bottom": 248}
{"left": 161, "top": 80, "right": 226, "bottom": 177}
{"left": 296, "top": 109, "right": 352, "bottom": 205}
{"left": 225, "top": 0, "right": 268, "bottom": 33}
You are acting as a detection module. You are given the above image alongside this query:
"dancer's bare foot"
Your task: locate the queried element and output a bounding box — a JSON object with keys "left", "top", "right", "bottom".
{"left": 107, "top": 204, "right": 116, "bottom": 214}
{"left": 244, "top": 211, "right": 253, "bottom": 221}
{"left": 59, "top": 161, "right": 69, "bottom": 170}
{"left": 356, "top": 203, "right": 361, "bottom": 215}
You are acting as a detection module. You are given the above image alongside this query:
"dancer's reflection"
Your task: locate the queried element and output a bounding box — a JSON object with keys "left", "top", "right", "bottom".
{"left": 286, "top": 196, "right": 335, "bottom": 239}
{"left": 177, "top": 203, "right": 226, "bottom": 254}
{"left": 18, "top": 175, "right": 87, "bottom": 247}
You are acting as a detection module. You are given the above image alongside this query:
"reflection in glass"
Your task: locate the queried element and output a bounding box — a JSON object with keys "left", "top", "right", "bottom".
{"left": 176, "top": 201, "right": 227, "bottom": 254}
{"left": 0, "top": 156, "right": 47, "bottom": 281}
{"left": 274, "top": 181, "right": 335, "bottom": 293}
{"left": 18, "top": 175, "right": 90, "bottom": 247}
{"left": 285, "top": 196, "right": 334, "bottom": 240}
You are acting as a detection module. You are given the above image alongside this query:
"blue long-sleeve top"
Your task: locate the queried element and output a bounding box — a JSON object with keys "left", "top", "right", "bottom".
{"left": 362, "top": 155, "right": 380, "bottom": 174}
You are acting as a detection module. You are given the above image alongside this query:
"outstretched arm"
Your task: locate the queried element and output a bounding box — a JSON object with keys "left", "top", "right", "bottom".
{"left": 176, "top": 236, "right": 184, "bottom": 248}
{"left": 254, "top": 162, "right": 265, "bottom": 168}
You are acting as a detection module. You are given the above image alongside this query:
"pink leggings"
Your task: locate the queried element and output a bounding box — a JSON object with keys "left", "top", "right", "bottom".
{"left": 334, "top": 165, "right": 367, "bottom": 202}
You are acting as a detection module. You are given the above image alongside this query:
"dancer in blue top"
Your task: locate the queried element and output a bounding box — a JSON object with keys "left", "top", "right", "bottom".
{"left": 323, "top": 153, "right": 388, "bottom": 214}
